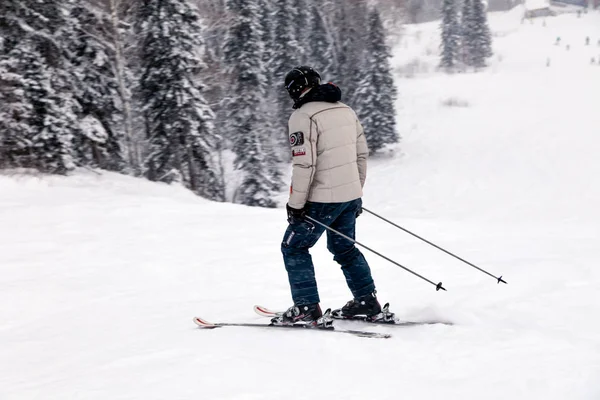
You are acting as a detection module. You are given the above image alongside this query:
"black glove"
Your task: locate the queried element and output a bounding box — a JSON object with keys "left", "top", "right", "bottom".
{"left": 286, "top": 204, "right": 305, "bottom": 223}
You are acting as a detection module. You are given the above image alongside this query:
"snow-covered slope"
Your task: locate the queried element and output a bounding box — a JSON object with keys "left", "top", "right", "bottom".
{"left": 2, "top": 10, "right": 600, "bottom": 400}
{"left": 526, "top": 0, "right": 551, "bottom": 11}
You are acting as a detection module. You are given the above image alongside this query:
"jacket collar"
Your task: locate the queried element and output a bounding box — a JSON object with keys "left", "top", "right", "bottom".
{"left": 293, "top": 83, "right": 342, "bottom": 109}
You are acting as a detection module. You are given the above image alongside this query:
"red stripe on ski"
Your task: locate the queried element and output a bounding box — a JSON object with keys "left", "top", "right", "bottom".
{"left": 257, "top": 306, "right": 272, "bottom": 315}
{"left": 253, "top": 305, "right": 280, "bottom": 317}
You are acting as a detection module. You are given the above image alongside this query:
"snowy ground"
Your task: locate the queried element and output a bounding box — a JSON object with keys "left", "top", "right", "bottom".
{"left": 2, "top": 9, "right": 600, "bottom": 400}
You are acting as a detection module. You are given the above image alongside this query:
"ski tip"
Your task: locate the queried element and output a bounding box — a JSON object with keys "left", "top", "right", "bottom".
{"left": 254, "top": 305, "right": 279, "bottom": 317}
{"left": 253, "top": 305, "right": 268, "bottom": 314}
{"left": 193, "top": 316, "right": 218, "bottom": 329}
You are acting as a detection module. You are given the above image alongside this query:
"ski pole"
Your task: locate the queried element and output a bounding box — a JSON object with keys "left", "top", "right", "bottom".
{"left": 361, "top": 207, "right": 507, "bottom": 284}
{"left": 304, "top": 215, "right": 446, "bottom": 291}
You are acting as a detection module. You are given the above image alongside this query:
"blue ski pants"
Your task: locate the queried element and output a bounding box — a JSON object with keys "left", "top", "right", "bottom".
{"left": 281, "top": 198, "right": 376, "bottom": 305}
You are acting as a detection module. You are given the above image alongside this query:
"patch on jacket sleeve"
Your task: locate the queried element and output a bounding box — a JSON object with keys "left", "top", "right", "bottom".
{"left": 292, "top": 147, "right": 306, "bottom": 157}
{"left": 289, "top": 131, "right": 304, "bottom": 147}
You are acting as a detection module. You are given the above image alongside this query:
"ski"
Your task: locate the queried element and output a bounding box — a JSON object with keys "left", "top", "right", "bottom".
{"left": 193, "top": 316, "right": 391, "bottom": 339}
{"left": 335, "top": 317, "right": 454, "bottom": 327}
{"left": 254, "top": 304, "right": 453, "bottom": 327}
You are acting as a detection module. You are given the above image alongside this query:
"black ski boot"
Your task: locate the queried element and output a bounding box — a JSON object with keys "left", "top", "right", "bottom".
{"left": 271, "top": 303, "right": 332, "bottom": 328}
{"left": 332, "top": 293, "right": 395, "bottom": 323}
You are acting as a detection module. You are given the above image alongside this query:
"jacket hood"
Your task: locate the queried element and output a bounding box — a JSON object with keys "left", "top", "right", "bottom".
{"left": 293, "top": 83, "right": 342, "bottom": 109}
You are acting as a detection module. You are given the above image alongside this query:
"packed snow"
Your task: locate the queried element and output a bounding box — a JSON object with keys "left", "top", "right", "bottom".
{"left": 2, "top": 9, "right": 600, "bottom": 400}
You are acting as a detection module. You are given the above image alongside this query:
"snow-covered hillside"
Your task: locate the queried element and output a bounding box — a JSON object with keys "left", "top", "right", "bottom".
{"left": 2, "top": 9, "right": 600, "bottom": 400}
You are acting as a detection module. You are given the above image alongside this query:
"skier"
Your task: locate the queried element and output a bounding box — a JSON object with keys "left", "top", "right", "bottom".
{"left": 271, "top": 66, "right": 391, "bottom": 326}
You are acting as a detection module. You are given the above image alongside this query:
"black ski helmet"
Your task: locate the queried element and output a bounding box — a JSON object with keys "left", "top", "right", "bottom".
{"left": 284, "top": 66, "right": 321, "bottom": 101}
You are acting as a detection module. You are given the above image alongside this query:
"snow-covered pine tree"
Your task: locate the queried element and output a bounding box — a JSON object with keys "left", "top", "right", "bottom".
{"left": 224, "top": 0, "right": 282, "bottom": 207}
{"left": 273, "top": 0, "right": 302, "bottom": 153}
{"left": 468, "top": 0, "right": 493, "bottom": 68}
{"left": 0, "top": 2, "right": 26, "bottom": 169}
{"left": 355, "top": 8, "right": 399, "bottom": 154}
{"left": 200, "top": 0, "right": 230, "bottom": 167}
{"left": 461, "top": 0, "right": 474, "bottom": 67}
{"left": 0, "top": 0, "right": 79, "bottom": 174}
{"left": 369, "top": 0, "right": 405, "bottom": 38}
{"left": 335, "top": 0, "right": 369, "bottom": 106}
{"left": 440, "top": 0, "right": 461, "bottom": 70}
{"left": 200, "top": 0, "right": 228, "bottom": 84}
{"left": 310, "top": 4, "right": 335, "bottom": 80}
{"left": 292, "top": 0, "right": 312, "bottom": 64}
{"left": 318, "top": 0, "right": 341, "bottom": 83}
{"left": 0, "top": 43, "right": 79, "bottom": 174}
{"left": 256, "top": 0, "right": 284, "bottom": 195}
{"left": 106, "top": 0, "right": 138, "bottom": 173}
{"left": 333, "top": 4, "right": 351, "bottom": 94}
{"left": 33, "top": 68, "right": 80, "bottom": 174}
{"left": 135, "top": 0, "right": 224, "bottom": 201}
{"left": 66, "top": 2, "right": 125, "bottom": 172}
{"left": 0, "top": 42, "right": 40, "bottom": 169}
{"left": 273, "top": 0, "right": 301, "bottom": 75}
{"left": 258, "top": 0, "right": 275, "bottom": 88}
{"left": 198, "top": 0, "right": 228, "bottom": 61}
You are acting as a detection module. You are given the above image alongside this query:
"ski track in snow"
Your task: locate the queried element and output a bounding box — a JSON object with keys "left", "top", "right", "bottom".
{"left": 2, "top": 10, "right": 600, "bottom": 400}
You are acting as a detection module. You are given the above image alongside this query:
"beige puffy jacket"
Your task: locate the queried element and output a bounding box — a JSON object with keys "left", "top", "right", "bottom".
{"left": 287, "top": 101, "right": 368, "bottom": 209}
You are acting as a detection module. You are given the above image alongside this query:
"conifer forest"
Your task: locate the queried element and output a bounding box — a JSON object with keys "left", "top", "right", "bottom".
{"left": 0, "top": 0, "right": 491, "bottom": 206}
